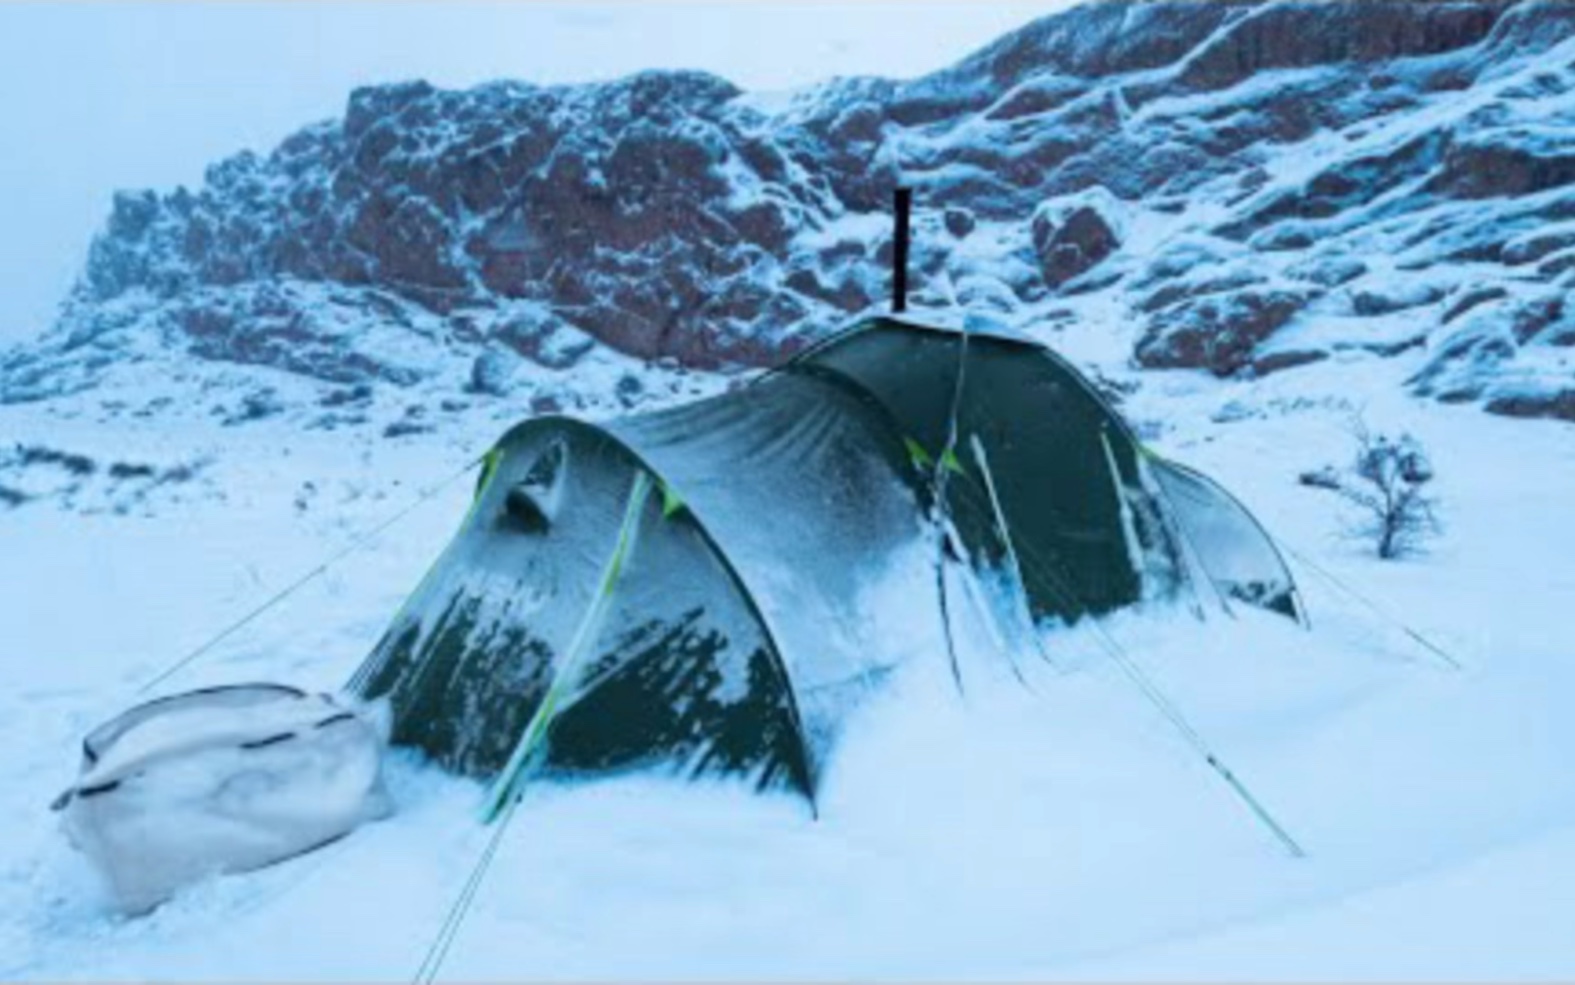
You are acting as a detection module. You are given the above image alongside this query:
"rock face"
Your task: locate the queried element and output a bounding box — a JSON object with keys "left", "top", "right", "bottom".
{"left": 1137, "top": 286, "right": 1320, "bottom": 377}
{"left": 8, "top": 0, "right": 1575, "bottom": 423}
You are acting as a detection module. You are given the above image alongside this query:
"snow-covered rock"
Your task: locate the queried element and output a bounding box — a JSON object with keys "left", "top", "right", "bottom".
{"left": 1030, "top": 188, "right": 1126, "bottom": 290}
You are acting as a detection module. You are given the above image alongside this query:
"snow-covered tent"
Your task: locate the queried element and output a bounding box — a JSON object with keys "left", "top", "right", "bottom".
{"left": 347, "top": 316, "right": 1302, "bottom": 810}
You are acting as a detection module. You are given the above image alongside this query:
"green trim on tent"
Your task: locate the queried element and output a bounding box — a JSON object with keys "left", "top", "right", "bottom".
{"left": 660, "top": 480, "right": 685, "bottom": 519}
{"left": 939, "top": 446, "right": 964, "bottom": 477}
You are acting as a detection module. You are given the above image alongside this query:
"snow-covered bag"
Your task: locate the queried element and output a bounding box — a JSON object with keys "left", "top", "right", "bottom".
{"left": 52, "top": 683, "right": 394, "bottom": 914}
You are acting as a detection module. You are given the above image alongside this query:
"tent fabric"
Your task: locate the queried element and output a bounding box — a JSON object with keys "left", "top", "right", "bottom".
{"left": 607, "top": 370, "right": 927, "bottom": 697}
{"left": 787, "top": 317, "right": 1189, "bottom": 621}
{"left": 348, "top": 315, "right": 1301, "bottom": 805}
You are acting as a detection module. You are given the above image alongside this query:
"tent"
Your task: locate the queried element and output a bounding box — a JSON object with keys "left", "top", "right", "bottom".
{"left": 347, "top": 315, "right": 1302, "bottom": 811}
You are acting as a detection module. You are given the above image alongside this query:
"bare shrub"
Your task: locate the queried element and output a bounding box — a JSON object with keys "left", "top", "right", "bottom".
{"left": 1325, "top": 417, "right": 1441, "bottom": 559}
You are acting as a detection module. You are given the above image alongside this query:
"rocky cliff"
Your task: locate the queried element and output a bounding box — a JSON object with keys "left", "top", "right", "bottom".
{"left": 5, "top": 0, "right": 1574, "bottom": 422}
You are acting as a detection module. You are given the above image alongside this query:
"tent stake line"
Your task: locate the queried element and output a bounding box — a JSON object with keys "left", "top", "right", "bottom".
{"left": 135, "top": 453, "right": 486, "bottom": 697}
{"left": 976, "top": 504, "right": 1308, "bottom": 858}
{"left": 1277, "top": 539, "right": 1463, "bottom": 671}
{"left": 412, "top": 789, "right": 523, "bottom": 985}
{"left": 416, "top": 472, "right": 655, "bottom": 985}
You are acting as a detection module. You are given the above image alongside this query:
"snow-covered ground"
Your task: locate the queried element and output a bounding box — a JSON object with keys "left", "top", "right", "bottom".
{"left": 3, "top": 331, "right": 1572, "bottom": 980}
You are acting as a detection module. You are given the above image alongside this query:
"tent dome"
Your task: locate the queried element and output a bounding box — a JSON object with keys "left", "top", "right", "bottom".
{"left": 349, "top": 316, "right": 1301, "bottom": 809}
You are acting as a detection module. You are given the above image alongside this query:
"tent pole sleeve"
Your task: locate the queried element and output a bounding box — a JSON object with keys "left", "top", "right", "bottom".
{"left": 1099, "top": 428, "right": 1157, "bottom": 602}
{"left": 1132, "top": 446, "right": 1217, "bottom": 621}
{"left": 934, "top": 508, "right": 1033, "bottom": 689}
{"left": 480, "top": 470, "right": 653, "bottom": 824}
{"left": 138, "top": 452, "right": 486, "bottom": 700}
{"left": 968, "top": 434, "right": 1060, "bottom": 671}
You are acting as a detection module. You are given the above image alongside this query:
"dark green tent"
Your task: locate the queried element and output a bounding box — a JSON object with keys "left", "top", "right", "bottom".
{"left": 348, "top": 316, "right": 1302, "bottom": 812}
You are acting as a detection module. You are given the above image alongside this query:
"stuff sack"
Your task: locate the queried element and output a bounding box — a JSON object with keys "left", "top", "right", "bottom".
{"left": 53, "top": 683, "right": 394, "bottom": 914}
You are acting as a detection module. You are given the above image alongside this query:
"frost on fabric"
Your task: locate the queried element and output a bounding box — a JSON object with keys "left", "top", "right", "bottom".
{"left": 1151, "top": 458, "right": 1300, "bottom": 620}
{"left": 610, "top": 370, "right": 931, "bottom": 766}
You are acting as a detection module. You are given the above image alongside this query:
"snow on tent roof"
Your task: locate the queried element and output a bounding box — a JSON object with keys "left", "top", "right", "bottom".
{"left": 348, "top": 314, "right": 1302, "bottom": 808}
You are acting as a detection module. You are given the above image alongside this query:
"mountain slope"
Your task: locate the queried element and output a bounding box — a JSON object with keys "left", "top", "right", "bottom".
{"left": 2, "top": 0, "right": 1573, "bottom": 427}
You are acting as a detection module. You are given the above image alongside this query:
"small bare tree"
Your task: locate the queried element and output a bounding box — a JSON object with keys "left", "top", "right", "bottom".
{"left": 1330, "top": 418, "right": 1441, "bottom": 560}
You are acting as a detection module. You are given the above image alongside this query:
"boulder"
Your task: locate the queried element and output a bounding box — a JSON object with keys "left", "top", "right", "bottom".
{"left": 1030, "top": 193, "right": 1123, "bottom": 288}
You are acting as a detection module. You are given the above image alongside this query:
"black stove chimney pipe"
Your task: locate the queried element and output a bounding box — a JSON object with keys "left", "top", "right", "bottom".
{"left": 892, "top": 186, "right": 912, "bottom": 314}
